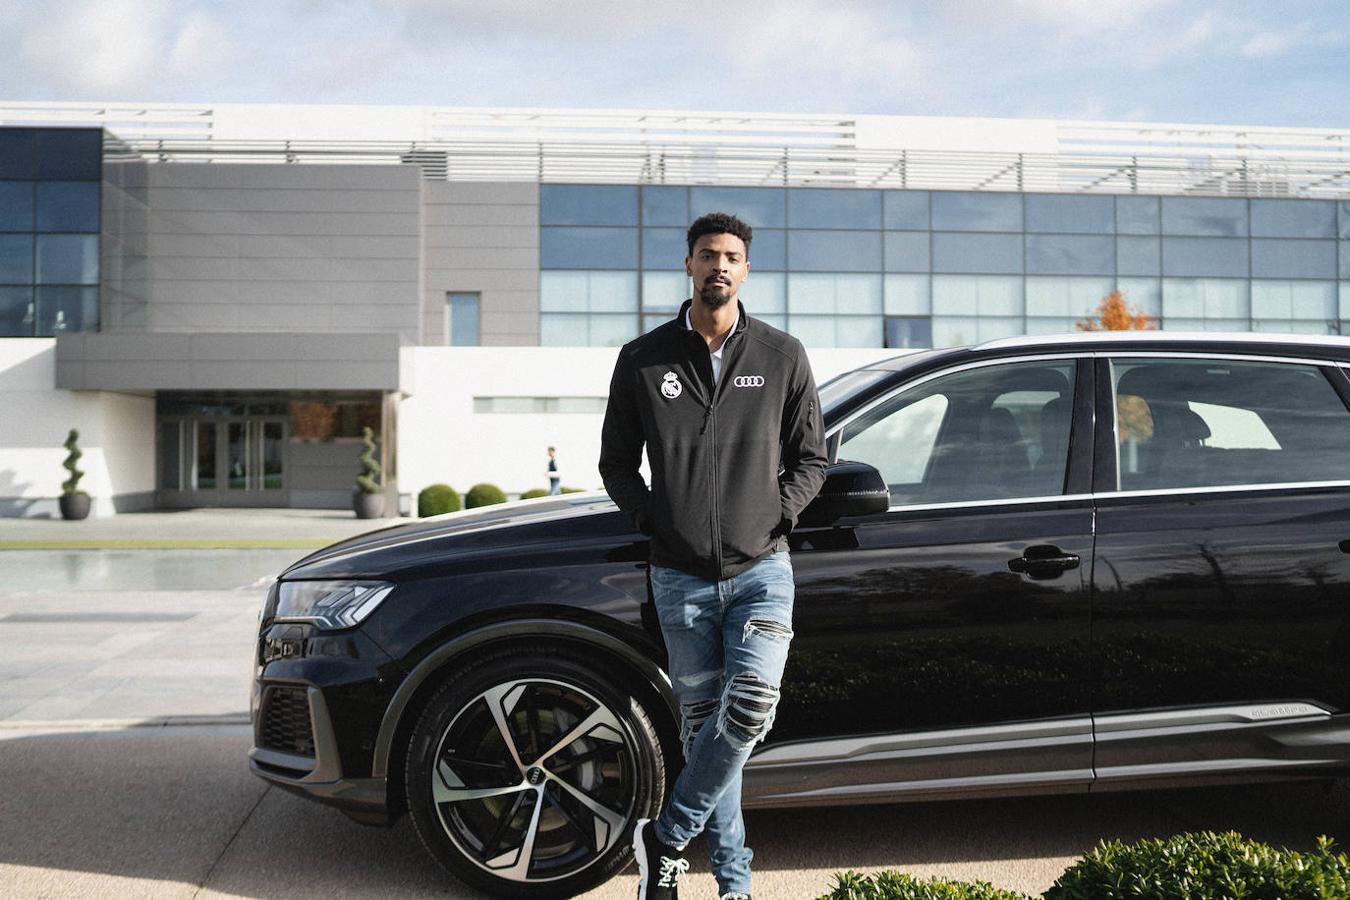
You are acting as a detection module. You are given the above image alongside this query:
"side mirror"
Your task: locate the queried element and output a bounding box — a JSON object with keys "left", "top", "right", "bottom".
{"left": 797, "top": 461, "right": 890, "bottom": 527}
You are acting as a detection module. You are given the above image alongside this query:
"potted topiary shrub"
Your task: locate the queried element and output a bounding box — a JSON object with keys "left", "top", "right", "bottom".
{"left": 353, "top": 426, "right": 385, "bottom": 519}
{"left": 464, "top": 482, "right": 507, "bottom": 509}
{"left": 59, "top": 429, "right": 91, "bottom": 521}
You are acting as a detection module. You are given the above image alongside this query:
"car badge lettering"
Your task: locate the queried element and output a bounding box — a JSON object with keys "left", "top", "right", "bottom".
{"left": 734, "top": 375, "right": 765, "bottom": 388}
{"left": 660, "top": 371, "right": 682, "bottom": 400}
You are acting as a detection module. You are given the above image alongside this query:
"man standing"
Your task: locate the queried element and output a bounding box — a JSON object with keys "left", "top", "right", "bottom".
{"left": 600, "top": 212, "right": 827, "bottom": 900}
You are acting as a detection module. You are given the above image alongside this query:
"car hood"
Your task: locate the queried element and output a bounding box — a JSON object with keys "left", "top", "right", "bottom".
{"left": 282, "top": 491, "right": 626, "bottom": 580}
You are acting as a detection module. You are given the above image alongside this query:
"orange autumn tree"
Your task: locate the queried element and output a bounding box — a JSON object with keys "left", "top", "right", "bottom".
{"left": 1076, "top": 290, "right": 1155, "bottom": 331}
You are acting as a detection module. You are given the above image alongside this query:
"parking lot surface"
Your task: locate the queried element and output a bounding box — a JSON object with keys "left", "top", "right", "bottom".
{"left": 1, "top": 510, "right": 1346, "bottom": 898}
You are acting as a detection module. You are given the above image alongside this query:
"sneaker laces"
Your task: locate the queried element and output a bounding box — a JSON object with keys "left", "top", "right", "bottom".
{"left": 657, "top": 855, "right": 689, "bottom": 887}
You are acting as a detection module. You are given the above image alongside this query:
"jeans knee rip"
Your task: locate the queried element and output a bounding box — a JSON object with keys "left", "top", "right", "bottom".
{"left": 715, "top": 673, "right": 780, "bottom": 752}
{"left": 679, "top": 698, "right": 719, "bottom": 759}
{"left": 677, "top": 668, "right": 722, "bottom": 688}
{"left": 743, "top": 618, "right": 793, "bottom": 643}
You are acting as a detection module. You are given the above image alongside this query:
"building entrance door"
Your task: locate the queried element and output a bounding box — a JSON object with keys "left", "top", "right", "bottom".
{"left": 160, "top": 416, "right": 288, "bottom": 507}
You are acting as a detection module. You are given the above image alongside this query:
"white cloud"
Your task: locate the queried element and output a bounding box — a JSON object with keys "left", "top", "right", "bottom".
{"left": 1240, "top": 23, "right": 1312, "bottom": 58}
{"left": 19, "top": 0, "right": 174, "bottom": 93}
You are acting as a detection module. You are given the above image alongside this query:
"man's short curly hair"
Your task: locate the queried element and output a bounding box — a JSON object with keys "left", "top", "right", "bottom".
{"left": 686, "top": 212, "right": 753, "bottom": 257}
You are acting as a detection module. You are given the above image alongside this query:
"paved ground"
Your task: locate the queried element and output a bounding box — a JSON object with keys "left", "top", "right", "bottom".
{"left": 0, "top": 507, "right": 407, "bottom": 549}
{"left": 1, "top": 509, "right": 1347, "bottom": 898}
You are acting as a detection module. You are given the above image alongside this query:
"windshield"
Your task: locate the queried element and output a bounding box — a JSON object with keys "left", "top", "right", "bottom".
{"left": 819, "top": 369, "right": 894, "bottom": 419}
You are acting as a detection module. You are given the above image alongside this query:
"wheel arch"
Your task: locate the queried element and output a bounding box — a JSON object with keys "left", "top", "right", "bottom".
{"left": 374, "top": 617, "right": 679, "bottom": 815}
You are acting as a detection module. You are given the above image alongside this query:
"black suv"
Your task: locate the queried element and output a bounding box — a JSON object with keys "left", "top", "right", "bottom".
{"left": 251, "top": 332, "right": 1350, "bottom": 897}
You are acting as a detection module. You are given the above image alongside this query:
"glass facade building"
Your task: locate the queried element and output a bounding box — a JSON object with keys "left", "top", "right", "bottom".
{"left": 539, "top": 184, "right": 1350, "bottom": 348}
{"left": 0, "top": 128, "right": 102, "bottom": 336}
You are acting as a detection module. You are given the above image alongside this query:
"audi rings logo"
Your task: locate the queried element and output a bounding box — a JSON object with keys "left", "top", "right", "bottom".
{"left": 733, "top": 375, "right": 766, "bottom": 388}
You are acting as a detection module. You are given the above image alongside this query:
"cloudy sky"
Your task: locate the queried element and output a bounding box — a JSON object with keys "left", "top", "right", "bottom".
{"left": 1, "top": 0, "right": 1346, "bottom": 127}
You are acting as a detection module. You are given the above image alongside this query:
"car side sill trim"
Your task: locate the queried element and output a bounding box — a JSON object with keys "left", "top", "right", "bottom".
{"left": 1094, "top": 702, "right": 1332, "bottom": 733}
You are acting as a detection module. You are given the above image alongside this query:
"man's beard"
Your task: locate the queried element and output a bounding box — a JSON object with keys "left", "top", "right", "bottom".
{"left": 698, "top": 279, "right": 733, "bottom": 308}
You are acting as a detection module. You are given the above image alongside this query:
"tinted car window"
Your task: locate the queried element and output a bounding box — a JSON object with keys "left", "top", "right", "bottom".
{"left": 839, "top": 360, "right": 1076, "bottom": 505}
{"left": 1111, "top": 358, "right": 1350, "bottom": 491}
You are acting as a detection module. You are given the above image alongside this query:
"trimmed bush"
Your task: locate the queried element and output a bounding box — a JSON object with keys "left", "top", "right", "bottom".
{"left": 821, "top": 870, "right": 1029, "bottom": 900}
{"left": 417, "top": 483, "right": 461, "bottom": 517}
{"left": 560, "top": 486, "right": 586, "bottom": 493}
{"left": 519, "top": 488, "right": 549, "bottom": 499}
{"left": 464, "top": 482, "right": 507, "bottom": 509}
{"left": 1046, "top": 832, "right": 1350, "bottom": 899}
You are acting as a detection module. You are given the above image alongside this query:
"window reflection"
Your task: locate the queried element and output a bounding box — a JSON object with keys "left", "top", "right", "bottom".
{"left": 1250, "top": 239, "right": 1336, "bottom": 279}
{"left": 688, "top": 187, "right": 785, "bottom": 228}
{"left": 883, "top": 191, "right": 929, "bottom": 230}
{"left": 1025, "top": 234, "right": 1114, "bottom": 275}
{"left": 0, "top": 182, "right": 34, "bottom": 231}
{"left": 931, "top": 192, "right": 1022, "bottom": 232}
{"left": 540, "top": 185, "right": 638, "bottom": 226}
{"left": 932, "top": 233, "right": 1021, "bottom": 274}
{"left": 1161, "top": 197, "right": 1248, "bottom": 237}
{"left": 788, "top": 189, "right": 882, "bottom": 229}
{"left": 1161, "top": 237, "right": 1248, "bottom": 278}
{"left": 1025, "top": 194, "right": 1114, "bottom": 234}
{"left": 789, "top": 230, "right": 881, "bottom": 272}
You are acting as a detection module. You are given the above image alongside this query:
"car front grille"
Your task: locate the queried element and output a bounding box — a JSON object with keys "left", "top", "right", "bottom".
{"left": 260, "top": 686, "right": 315, "bottom": 758}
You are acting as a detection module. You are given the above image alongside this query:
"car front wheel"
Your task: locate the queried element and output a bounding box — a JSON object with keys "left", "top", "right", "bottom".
{"left": 405, "top": 646, "right": 665, "bottom": 897}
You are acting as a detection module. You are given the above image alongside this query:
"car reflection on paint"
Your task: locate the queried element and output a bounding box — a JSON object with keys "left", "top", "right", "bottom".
{"left": 250, "top": 331, "right": 1350, "bottom": 898}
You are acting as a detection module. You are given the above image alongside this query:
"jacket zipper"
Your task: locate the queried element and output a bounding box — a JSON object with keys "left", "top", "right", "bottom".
{"left": 709, "top": 397, "right": 722, "bottom": 579}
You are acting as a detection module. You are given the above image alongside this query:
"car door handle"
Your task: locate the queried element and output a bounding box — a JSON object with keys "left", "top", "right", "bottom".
{"left": 1008, "top": 546, "right": 1080, "bottom": 579}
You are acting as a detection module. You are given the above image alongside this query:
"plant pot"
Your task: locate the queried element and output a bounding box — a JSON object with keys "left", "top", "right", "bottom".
{"left": 59, "top": 493, "right": 91, "bottom": 521}
{"left": 353, "top": 491, "right": 385, "bottom": 519}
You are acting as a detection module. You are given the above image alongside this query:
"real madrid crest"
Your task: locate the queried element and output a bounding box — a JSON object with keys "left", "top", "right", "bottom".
{"left": 660, "top": 371, "right": 682, "bottom": 400}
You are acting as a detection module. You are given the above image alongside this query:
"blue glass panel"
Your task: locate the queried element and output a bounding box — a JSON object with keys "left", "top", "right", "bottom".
{"left": 787, "top": 273, "right": 882, "bottom": 314}
{"left": 0, "top": 182, "right": 34, "bottom": 231}
{"left": 931, "top": 233, "right": 1022, "bottom": 274}
{"left": 689, "top": 187, "right": 785, "bottom": 228}
{"left": 740, "top": 271, "right": 786, "bottom": 314}
{"left": 641, "top": 272, "right": 689, "bottom": 312}
{"left": 540, "top": 313, "right": 589, "bottom": 346}
{"left": 788, "top": 230, "right": 881, "bottom": 272}
{"left": 1025, "top": 194, "right": 1114, "bottom": 234}
{"left": 1161, "top": 237, "right": 1248, "bottom": 277}
{"left": 447, "top": 292, "right": 479, "bottom": 346}
{"left": 884, "top": 232, "right": 929, "bottom": 272}
{"left": 1116, "top": 196, "right": 1159, "bottom": 234}
{"left": 750, "top": 228, "right": 785, "bottom": 270}
{"left": 0, "top": 130, "right": 35, "bottom": 179}
{"left": 788, "top": 189, "right": 882, "bottom": 228}
{"left": 883, "top": 191, "right": 929, "bottom": 230}
{"left": 36, "top": 234, "right": 98, "bottom": 284}
{"left": 1341, "top": 242, "right": 1350, "bottom": 279}
{"left": 36, "top": 182, "right": 100, "bottom": 232}
{"left": 1250, "top": 239, "right": 1337, "bottom": 279}
{"left": 1341, "top": 202, "right": 1350, "bottom": 239}
{"left": 886, "top": 316, "right": 931, "bottom": 348}
{"left": 35, "top": 129, "right": 102, "bottom": 180}
{"left": 1161, "top": 197, "right": 1248, "bottom": 236}
{"left": 642, "top": 228, "right": 688, "bottom": 269}
{"left": 540, "top": 185, "right": 638, "bottom": 226}
{"left": 540, "top": 227, "right": 638, "bottom": 269}
{"left": 884, "top": 274, "right": 929, "bottom": 315}
{"left": 0, "top": 234, "right": 33, "bottom": 282}
{"left": 1251, "top": 200, "right": 1336, "bottom": 238}
{"left": 0, "top": 286, "right": 33, "bottom": 336}
{"left": 540, "top": 270, "right": 637, "bottom": 312}
{"left": 930, "top": 192, "right": 1022, "bottom": 232}
{"left": 35, "top": 286, "right": 97, "bottom": 334}
{"left": 642, "top": 186, "right": 689, "bottom": 226}
{"left": 1117, "top": 236, "right": 1160, "bottom": 276}
{"left": 1026, "top": 234, "right": 1114, "bottom": 275}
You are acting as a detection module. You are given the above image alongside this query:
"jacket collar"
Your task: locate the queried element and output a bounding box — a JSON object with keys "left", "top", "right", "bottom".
{"left": 675, "top": 298, "right": 749, "bottom": 337}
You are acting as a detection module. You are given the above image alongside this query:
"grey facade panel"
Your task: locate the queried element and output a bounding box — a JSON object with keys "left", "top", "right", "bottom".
{"left": 55, "top": 332, "right": 405, "bottom": 391}
{"left": 430, "top": 182, "right": 540, "bottom": 205}
{"left": 425, "top": 204, "right": 538, "bottom": 228}
{"left": 424, "top": 226, "right": 540, "bottom": 248}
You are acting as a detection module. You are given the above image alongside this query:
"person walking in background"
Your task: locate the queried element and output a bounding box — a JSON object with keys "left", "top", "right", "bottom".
{"left": 600, "top": 212, "right": 827, "bottom": 899}
{"left": 547, "top": 446, "right": 561, "bottom": 495}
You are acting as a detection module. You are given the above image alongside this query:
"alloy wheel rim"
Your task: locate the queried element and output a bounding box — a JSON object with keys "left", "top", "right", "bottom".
{"left": 431, "top": 677, "right": 638, "bottom": 883}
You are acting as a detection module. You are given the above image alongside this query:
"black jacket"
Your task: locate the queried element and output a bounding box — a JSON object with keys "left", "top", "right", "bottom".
{"left": 600, "top": 300, "right": 828, "bottom": 580}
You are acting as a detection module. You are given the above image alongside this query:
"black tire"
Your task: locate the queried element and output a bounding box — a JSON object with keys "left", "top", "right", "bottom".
{"left": 405, "top": 645, "right": 666, "bottom": 898}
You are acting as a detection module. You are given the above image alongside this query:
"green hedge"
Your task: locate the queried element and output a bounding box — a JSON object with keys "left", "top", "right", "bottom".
{"left": 465, "top": 482, "right": 507, "bottom": 508}
{"left": 822, "top": 871, "right": 1029, "bottom": 900}
{"left": 1046, "top": 832, "right": 1349, "bottom": 899}
{"left": 519, "top": 488, "right": 549, "bottom": 499}
{"left": 560, "top": 486, "right": 586, "bottom": 493}
{"left": 821, "top": 833, "right": 1350, "bottom": 900}
{"left": 417, "top": 484, "right": 460, "bottom": 517}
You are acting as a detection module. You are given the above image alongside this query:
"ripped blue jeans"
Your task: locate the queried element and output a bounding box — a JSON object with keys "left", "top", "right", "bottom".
{"left": 650, "top": 550, "right": 794, "bottom": 898}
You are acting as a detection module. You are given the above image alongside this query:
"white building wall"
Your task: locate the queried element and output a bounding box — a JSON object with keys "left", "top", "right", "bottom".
{"left": 398, "top": 346, "right": 903, "bottom": 502}
{"left": 0, "top": 340, "right": 156, "bottom": 517}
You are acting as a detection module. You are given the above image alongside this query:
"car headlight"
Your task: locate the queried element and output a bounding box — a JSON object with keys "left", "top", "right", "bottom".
{"left": 274, "top": 580, "right": 395, "bottom": 630}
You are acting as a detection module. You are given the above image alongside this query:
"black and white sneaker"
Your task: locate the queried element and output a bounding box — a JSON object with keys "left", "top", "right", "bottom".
{"left": 720, "top": 893, "right": 752, "bottom": 900}
{"left": 633, "top": 817, "right": 688, "bottom": 899}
